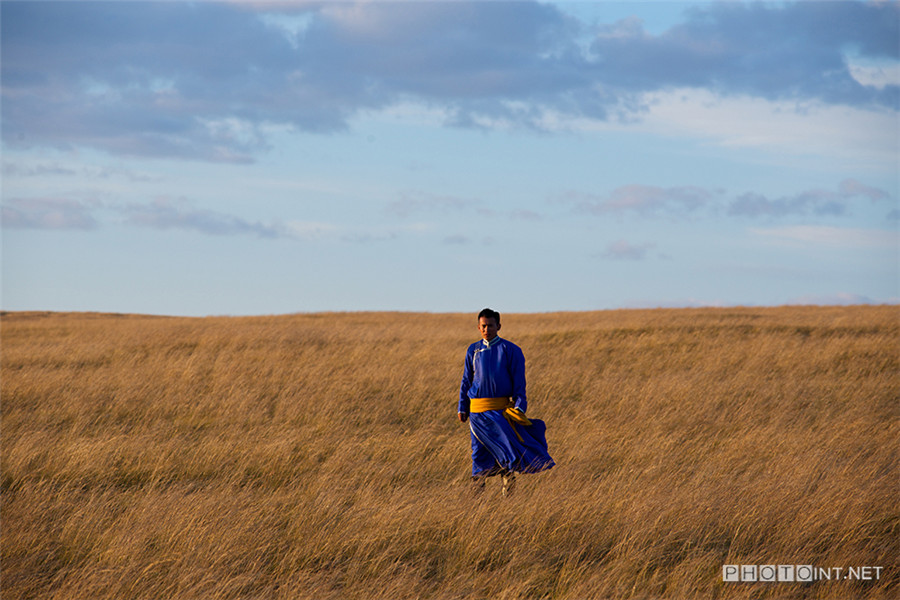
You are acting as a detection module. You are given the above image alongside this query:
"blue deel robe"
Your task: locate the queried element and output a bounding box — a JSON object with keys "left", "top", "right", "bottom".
{"left": 459, "top": 336, "right": 555, "bottom": 477}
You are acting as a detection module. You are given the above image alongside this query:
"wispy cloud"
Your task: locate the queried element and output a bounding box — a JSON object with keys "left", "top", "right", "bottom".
{"left": 1, "top": 195, "right": 443, "bottom": 245}
{"left": 1, "top": 195, "right": 307, "bottom": 240}
{"left": 730, "top": 191, "right": 846, "bottom": 218}
{"left": 786, "top": 292, "right": 887, "bottom": 306}
{"left": 1, "top": 197, "right": 99, "bottom": 230}
{"left": 750, "top": 225, "right": 899, "bottom": 249}
{"left": 599, "top": 239, "right": 657, "bottom": 261}
{"left": 509, "top": 209, "right": 542, "bottom": 221}
{"left": 623, "top": 297, "right": 728, "bottom": 309}
{"left": 728, "top": 179, "right": 893, "bottom": 218}
{"left": 569, "top": 184, "right": 715, "bottom": 217}
{"left": 385, "top": 190, "right": 543, "bottom": 222}
{"left": 3, "top": 161, "right": 161, "bottom": 183}
{"left": 121, "top": 198, "right": 286, "bottom": 238}
{"left": 607, "top": 87, "right": 900, "bottom": 165}
{"left": 385, "top": 191, "right": 475, "bottom": 218}
{"left": 2, "top": 1, "right": 896, "bottom": 161}
{"left": 838, "top": 178, "right": 891, "bottom": 202}
{"left": 2, "top": 162, "right": 78, "bottom": 178}
{"left": 565, "top": 179, "right": 893, "bottom": 220}
{"left": 442, "top": 234, "right": 470, "bottom": 245}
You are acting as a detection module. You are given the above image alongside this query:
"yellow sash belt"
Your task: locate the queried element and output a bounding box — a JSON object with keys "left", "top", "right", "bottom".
{"left": 469, "top": 397, "right": 532, "bottom": 442}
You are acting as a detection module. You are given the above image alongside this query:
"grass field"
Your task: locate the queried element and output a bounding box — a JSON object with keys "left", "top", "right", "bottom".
{"left": 1, "top": 306, "right": 897, "bottom": 599}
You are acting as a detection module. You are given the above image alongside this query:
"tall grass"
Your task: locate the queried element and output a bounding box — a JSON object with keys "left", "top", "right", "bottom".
{"left": 2, "top": 306, "right": 897, "bottom": 599}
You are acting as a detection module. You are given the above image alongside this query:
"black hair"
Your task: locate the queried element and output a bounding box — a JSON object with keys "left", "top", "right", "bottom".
{"left": 478, "top": 308, "right": 500, "bottom": 324}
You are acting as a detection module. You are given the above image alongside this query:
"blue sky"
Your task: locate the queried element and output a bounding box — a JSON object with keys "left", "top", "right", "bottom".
{"left": 2, "top": 0, "right": 898, "bottom": 316}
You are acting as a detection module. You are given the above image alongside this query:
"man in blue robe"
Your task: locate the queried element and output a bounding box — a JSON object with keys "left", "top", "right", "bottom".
{"left": 458, "top": 308, "right": 555, "bottom": 495}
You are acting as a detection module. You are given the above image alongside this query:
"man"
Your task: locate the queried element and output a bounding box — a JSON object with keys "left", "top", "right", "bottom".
{"left": 458, "top": 308, "right": 555, "bottom": 496}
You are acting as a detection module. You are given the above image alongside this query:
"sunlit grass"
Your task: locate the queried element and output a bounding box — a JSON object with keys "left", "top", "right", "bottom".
{"left": 2, "top": 306, "right": 897, "bottom": 599}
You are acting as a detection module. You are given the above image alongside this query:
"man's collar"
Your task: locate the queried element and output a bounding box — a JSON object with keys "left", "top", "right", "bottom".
{"left": 482, "top": 336, "right": 502, "bottom": 348}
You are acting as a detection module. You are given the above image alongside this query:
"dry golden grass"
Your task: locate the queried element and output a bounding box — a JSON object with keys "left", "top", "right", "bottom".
{"left": 1, "top": 306, "right": 897, "bottom": 599}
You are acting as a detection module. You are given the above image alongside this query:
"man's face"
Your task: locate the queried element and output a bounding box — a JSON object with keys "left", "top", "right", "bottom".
{"left": 479, "top": 317, "right": 500, "bottom": 341}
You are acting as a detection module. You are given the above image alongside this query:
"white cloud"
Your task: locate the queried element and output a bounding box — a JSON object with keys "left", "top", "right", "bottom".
{"left": 750, "top": 225, "right": 899, "bottom": 249}
{"left": 848, "top": 61, "right": 900, "bottom": 90}
{"left": 257, "top": 12, "right": 316, "bottom": 48}
{"left": 632, "top": 89, "right": 899, "bottom": 165}
{"left": 522, "top": 87, "right": 898, "bottom": 169}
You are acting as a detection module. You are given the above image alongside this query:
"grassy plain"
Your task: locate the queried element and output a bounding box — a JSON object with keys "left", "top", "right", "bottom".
{"left": 1, "top": 306, "right": 897, "bottom": 599}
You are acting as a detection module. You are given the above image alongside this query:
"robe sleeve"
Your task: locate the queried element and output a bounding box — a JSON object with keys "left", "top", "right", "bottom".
{"left": 510, "top": 344, "right": 527, "bottom": 413}
{"left": 458, "top": 345, "right": 474, "bottom": 413}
